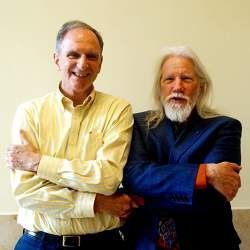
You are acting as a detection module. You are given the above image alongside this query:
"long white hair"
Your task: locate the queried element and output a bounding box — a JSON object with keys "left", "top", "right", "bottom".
{"left": 147, "top": 45, "right": 219, "bottom": 128}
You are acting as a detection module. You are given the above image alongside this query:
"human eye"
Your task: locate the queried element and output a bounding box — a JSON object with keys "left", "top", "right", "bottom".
{"left": 87, "top": 53, "right": 99, "bottom": 61}
{"left": 67, "top": 52, "right": 79, "bottom": 59}
{"left": 182, "top": 75, "right": 193, "bottom": 82}
{"left": 162, "top": 76, "right": 174, "bottom": 84}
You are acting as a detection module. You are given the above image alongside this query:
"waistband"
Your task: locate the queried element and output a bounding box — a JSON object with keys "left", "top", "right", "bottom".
{"left": 24, "top": 228, "right": 125, "bottom": 247}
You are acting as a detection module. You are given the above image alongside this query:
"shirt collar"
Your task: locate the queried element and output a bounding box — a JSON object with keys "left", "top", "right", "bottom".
{"left": 55, "top": 83, "right": 96, "bottom": 112}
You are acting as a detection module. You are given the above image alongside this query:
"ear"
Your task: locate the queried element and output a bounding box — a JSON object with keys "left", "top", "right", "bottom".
{"left": 97, "top": 55, "right": 103, "bottom": 73}
{"left": 53, "top": 52, "right": 60, "bottom": 71}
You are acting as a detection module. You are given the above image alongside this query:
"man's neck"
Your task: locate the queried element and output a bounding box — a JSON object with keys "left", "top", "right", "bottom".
{"left": 59, "top": 84, "right": 94, "bottom": 106}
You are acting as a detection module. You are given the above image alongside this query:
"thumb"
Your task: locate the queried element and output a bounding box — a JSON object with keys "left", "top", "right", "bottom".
{"left": 231, "top": 164, "right": 242, "bottom": 173}
{"left": 20, "top": 129, "right": 32, "bottom": 146}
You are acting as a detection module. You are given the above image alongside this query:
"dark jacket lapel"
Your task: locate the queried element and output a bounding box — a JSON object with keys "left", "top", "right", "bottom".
{"left": 150, "top": 112, "right": 209, "bottom": 163}
{"left": 174, "top": 113, "right": 208, "bottom": 162}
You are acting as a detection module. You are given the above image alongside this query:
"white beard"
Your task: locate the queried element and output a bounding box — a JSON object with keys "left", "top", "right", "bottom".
{"left": 163, "top": 102, "right": 193, "bottom": 122}
{"left": 162, "top": 93, "right": 198, "bottom": 123}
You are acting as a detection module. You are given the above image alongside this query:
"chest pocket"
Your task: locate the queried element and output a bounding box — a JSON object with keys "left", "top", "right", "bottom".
{"left": 79, "top": 131, "right": 103, "bottom": 160}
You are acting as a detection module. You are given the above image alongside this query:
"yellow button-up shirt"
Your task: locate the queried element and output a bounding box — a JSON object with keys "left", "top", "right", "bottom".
{"left": 10, "top": 88, "right": 133, "bottom": 235}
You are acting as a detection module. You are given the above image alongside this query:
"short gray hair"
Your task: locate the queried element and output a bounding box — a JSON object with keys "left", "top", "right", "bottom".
{"left": 147, "top": 45, "right": 219, "bottom": 128}
{"left": 55, "top": 20, "right": 104, "bottom": 54}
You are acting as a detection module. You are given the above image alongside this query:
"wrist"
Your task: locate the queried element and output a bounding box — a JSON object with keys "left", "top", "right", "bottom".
{"left": 94, "top": 194, "right": 105, "bottom": 213}
{"left": 31, "top": 153, "right": 41, "bottom": 172}
{"left": 206, "top": 163, "right": 217, "bottom": 185}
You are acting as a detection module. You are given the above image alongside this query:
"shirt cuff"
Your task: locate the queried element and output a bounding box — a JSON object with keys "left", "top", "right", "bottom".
{"left": 37, "top": 155, "right": 60, "bottom": 183}
{"left": 195, "top": 164, "right": 207, "bottom": 189}
{"left": 38, "top": 155, "right": 96, "bottom": 218}
{"left": 75, "top": 192, "right": 96, "bottom": 218}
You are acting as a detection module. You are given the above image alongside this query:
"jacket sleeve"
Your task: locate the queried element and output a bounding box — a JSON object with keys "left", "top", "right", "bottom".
{"left": 123, "top": 114, "right": 199, "bottom": 212}
{"left": 202, "top": 117, "right": 242, "bottom": 164}
{"left": 123, "top": 115, "right": 242, "bottom": 213}
{"left": 191, "top": 117, "right": 242, "bottom": 213}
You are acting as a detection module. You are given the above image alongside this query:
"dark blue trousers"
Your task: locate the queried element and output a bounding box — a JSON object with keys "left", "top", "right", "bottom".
{"left": 14, "top": 229, "right": 130, "bottom": 250}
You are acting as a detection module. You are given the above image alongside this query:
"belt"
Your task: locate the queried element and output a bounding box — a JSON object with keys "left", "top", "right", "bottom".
{"left": 24, "top": 228, "right": 125, "bottom": 247}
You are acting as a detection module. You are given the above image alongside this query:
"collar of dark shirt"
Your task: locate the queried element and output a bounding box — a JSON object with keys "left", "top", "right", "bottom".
{"left": 169, "top": 108, "right": 198, "bottom": 138}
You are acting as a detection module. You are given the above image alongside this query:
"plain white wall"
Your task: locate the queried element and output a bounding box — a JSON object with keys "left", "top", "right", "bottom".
{"left": 0, "top": 0, "right": 249, "bottom": 213}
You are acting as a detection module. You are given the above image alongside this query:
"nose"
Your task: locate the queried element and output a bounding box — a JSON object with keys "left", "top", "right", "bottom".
{"left": 78, "top": 55, "right": 88, "bottom": 70}
{"left": 172, "top": 77, "right": 184, "bottom": 92}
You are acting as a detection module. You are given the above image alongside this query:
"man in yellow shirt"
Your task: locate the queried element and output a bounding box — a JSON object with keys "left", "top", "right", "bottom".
{"left": 6, "top": 20, "right": 139, "bottom": 250}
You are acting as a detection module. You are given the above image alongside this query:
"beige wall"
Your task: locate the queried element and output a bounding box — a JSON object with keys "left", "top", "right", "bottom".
{"left": 0, "top": 0, "right": 249, "bottom": 212}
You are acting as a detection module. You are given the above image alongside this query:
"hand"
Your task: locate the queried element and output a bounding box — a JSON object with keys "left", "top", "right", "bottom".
{"left": 206, "top": 162, "right": 241, "bottom": 201}
{"left": 5, "top": 130, "right": 41, "bottom": 172}
{"left": 94, "top": 192, "right": 143, "bottom": 219}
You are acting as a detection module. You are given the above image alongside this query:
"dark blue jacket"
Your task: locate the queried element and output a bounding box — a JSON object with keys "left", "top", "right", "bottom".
{"left": 123, "top": 111, "right": 241, "bottom": 250}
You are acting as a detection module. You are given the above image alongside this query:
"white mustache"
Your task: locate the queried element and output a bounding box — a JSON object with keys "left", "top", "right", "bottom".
{"left": 165, "top": 93, "right": 189, "bottom": 102}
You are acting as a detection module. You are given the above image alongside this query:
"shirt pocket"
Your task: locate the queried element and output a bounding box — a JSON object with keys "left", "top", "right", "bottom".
{"left": 79, "top": 131, "right": 103, "bottom": 160}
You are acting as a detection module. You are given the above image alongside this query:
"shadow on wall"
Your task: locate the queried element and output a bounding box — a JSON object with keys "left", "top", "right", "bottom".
{"left": 0, "top": 210, "right": 249, "bottom": 250}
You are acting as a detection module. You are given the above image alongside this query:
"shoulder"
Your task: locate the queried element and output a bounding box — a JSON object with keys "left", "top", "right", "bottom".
{"left": 16, "top": 92, "right": 55, "bottom": 115}
{"left": 132, "top": 111, "right": 152, "bottom": 137}
{"left": 197, "top": 115, "right": 242, "bottom": 138}
{"left": 93, "top": 92, "right": 133, "bottom": 122}
{"left": 204, "top": 115, "right": 242, "bottom": 128}
{"left": 134, "top": 111, "right": 151, "bottom": 122}
{"left": 94, "top": 91, "right": 131, "bottom": 109}
{"left": 133, "top": 110, "right": 165, "bottom": 129}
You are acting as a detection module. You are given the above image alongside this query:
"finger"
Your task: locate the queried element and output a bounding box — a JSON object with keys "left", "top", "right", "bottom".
{"left": 231, "top": 164, "right": 242, "bottom": 173}
{"left": 5, "top": 157, "right": 17, "bottom": 169}
{"left": 230, "top": 185, "right": 239, "bottom": 200}
{"left": 224, "top": 188, "right": 234, "bottom": 201}
{"left": 5, "top": 145, "right": 22, "bottom": 156}
{"left": 232, "top": 175, "right": 241, "bottom": 189}
{"left": 228, "top": 191, "right": 236, "bottom": 202}
{"left": 120, "top": 211, "right": 132, "bottom": 219}
{"left": 131, "top": 201, "right": 139, "bottom": 208}
{"left": 20, "top": 130, "right": 32, "bottom": 146}
{"left": 232, "top": 174, "right": 241, "bottom": 188}
{"left": 5, "top": 145, "right": 18, "bottom": 152}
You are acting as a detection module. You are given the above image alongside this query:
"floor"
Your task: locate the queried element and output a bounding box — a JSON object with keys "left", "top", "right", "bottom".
{"left": 0, "top": 209, "right": 249, "bottom": 250}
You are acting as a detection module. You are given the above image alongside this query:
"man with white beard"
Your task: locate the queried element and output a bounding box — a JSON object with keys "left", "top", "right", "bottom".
{"left": 123, "top": 46, "right": 242, "bottom": 250}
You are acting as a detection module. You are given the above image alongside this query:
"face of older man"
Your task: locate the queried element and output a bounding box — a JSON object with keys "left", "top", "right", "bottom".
{"left": 160, "top": 56, "right": 200, "bottom": 122}
{"left": 54, "top": 27, "right": 102, "bottom": 104}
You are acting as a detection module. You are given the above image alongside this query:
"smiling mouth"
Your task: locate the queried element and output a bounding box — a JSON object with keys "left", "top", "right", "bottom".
{"left": 73, "top": 72, "right": 90, "bottom": 78}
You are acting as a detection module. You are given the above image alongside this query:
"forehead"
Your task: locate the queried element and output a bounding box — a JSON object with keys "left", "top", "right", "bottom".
{"left": 162, "top": 56, "right": 195, "bottom": 74}
{"left": 60, "top": 27, "right": 101, "bottom": 53}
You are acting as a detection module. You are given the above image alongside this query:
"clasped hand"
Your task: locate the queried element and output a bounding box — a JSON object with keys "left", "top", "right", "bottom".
{"left": 5, "top": 130, "right": 41, "bottom": 172}
{"left": 206, "top": 162, "right": 241, "bottom": 201}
